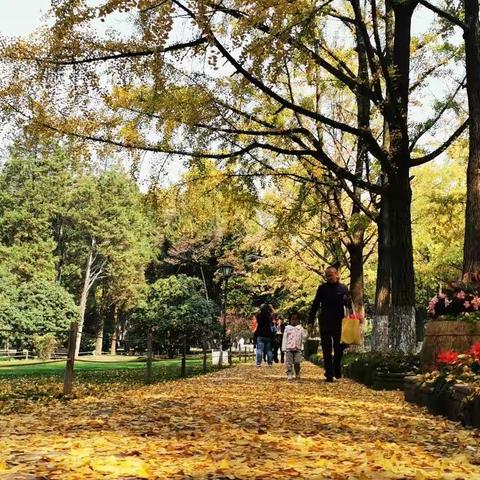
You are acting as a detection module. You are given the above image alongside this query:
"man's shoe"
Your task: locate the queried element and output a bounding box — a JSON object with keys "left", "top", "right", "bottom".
{"left": 325, "top": 377, "right": 334, "bottom": 383}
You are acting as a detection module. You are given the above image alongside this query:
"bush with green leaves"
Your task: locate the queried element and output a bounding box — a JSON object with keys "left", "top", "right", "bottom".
{"left": 343, "top": 352, "right": 420, "bottom": 386}
{"left": 309, "top": 351, "right": 420, "bottom": 386}
{"left": 0, "top": 279, "right": 79, "bottom": 348}
{"left": 130, "top": 275, "right": 220, "bottom": 357}
{"left": 33, "top": 333, "right": 58, "bottom": 360}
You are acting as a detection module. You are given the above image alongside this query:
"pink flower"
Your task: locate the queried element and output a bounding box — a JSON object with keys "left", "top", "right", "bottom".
{"left": 471, "top": 297, "right": 480, "bottom": 311}
{"left": 428, "top": 298, "right": 437, "bottom": 314}
{"left": 445, "top": 299, "right": 452, "bottom": 307}
{"left": 457, "top": 290, "right": 466, "bottom": 300}
{"left": 464, "top": 301, "right": 471, "bottom": 309}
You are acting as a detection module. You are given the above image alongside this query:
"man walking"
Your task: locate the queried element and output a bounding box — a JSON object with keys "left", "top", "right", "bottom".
{"left": 307, "top": 266, "right": 350, "bottom": 382}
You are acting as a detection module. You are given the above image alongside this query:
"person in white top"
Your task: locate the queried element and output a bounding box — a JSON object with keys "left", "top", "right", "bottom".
{"left": 281, "top": 312, "right": 307, "bottom": 380}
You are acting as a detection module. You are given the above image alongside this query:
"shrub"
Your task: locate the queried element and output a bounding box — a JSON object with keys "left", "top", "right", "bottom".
{"left": 310, "top": 351, "right": 420, "bottom": 387}
{"left": 309, "top": 353, "right": 323, "bottom": 366}
{"left": 33, "top": 334, "right": 58, "bottom": 360}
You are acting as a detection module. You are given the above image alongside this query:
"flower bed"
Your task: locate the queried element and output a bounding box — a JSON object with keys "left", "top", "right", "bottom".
{"left": 405, "top": 343, "right": 480, "bottom": 426}
{"left": 421, "top": 280, "right": 480, "bottom": 370}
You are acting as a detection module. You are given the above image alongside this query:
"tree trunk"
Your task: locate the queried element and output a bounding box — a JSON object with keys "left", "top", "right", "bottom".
{"left": 372, "top": 193, "right": 391, "bottom": 351}
{"left": 371, "top": 1, "right": 394, "bottom": 352}
{"left": 463, "top": 0, "right": 480, "bottom": 276}
{"left": 348, "top": 243, "right": 365, "bottom": 317}
{"left": 387, "top": 168, "right": 416, "bottom": 352}
{"left": 95, "top": 315, "right": 104, "bottom": 356}
{"left": 75, "top": 243, "right": 94, "bottom": 357}
{"left": 145, "top": 328, "right": 153, "bottom": 384}
{"left": 55, "top": 217, "right": 65, "bottom": 284}
{"left": 200, "top": 265, "right": 209, "bottom": 300}
{"left": 349, "top": 0, "right": 369, "bottom": 320}
{"left": 181, "top": 335, "right": 187, "bottom": 377}
{"left": 383, "top": 0, "right": 418, "bottom": 353}
{"left": 110, "top": 303, "right": 118, "bottom": 355}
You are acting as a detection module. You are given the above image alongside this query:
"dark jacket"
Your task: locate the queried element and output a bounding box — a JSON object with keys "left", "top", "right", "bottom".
{"left": 255, "top": 312, "right": 274, "bottom": 338}
{"left": 307, "top": 282, "right": 350, "bottom": 330}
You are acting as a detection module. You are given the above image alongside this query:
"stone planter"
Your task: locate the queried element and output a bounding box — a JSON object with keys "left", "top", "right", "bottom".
{"left": 426, "top": 378, "right": 451, "bottom": 416}
{"left": 404, "top": 376, "right": 429, "bottom": 407}
{"left": 451, "top": 384, "right": 480, "bottom": 427}
{"left": 373, "top": 371, "right": 408, "bottom": 390}
{"left": 404, "top": 376, "right": 419, "bottom": 403}
{"left": 420, "top": 320, "right": 480, "bottom": 371}
{"left": 404, "top": 379, "right": 480, "bottom": 427}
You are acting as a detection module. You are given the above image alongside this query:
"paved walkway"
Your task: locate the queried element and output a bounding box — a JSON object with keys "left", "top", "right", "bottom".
{"left": 1, "top": 362, "right": 480, "bottom": 479}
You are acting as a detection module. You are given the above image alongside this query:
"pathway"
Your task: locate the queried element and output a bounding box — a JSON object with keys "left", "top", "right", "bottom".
{"left": 1, "top": 362, "right": 480, "bottom": 479}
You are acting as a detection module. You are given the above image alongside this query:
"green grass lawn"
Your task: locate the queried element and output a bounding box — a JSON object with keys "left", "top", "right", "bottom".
{"left": 0, "top": 357, "right": 224, "bottom": 406}
{"left": 0, "top": 357, "right": 208, "bottom": 378}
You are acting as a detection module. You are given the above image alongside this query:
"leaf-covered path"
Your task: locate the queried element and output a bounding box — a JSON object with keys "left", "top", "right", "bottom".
{"left": 2, "top": 362, "right": 480, "bottom": 479}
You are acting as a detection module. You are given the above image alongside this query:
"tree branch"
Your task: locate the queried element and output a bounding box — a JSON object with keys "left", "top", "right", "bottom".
{"left": 30, "top": 37, "right": 208, "bottom": 66}
{"left": 409, "top": 77, "right": 466, "bottom": 152}
{"left": 410, "top": 118, "right": 469, "bottom": 166}
{"left": 418, "top": 0, "right": 466, "bottom": 30}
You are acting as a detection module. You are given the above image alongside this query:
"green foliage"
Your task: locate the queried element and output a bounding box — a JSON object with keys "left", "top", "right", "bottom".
{"left": 0, "top": 150, "right": 153, "bottom": 356}
{"left": 0, "top": 279, "right": 78, "bottom": 348}
{"left": 412, "top": 159, "right": 466, "bottom": 307}
{"left": 342, "top": 352, "right": 420, "bottom": 386}
{"left": 32, "top": 334, "right": 58, "bottom": 360}
{"left": 130, "top": 275, "right": 220, "bottom": 356}
{"left": 310, "top": 351, "right": 420, "bottom": 386}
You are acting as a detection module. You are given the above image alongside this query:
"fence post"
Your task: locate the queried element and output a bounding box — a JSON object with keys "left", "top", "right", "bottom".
{"left": 202, "top": 339, "right": 207, "bottom": 374}
{"left": 145, "top": 328, "right": 153, "bottom": 384}
{"left": 228, "top": 346, "right": 232, "bottom": 365}
{"left": 63, "top": 321, "right": 78, "bottom": 396}
{"left": 244, "top": 346, "right": 247, "bottom": 363}
{"left": 181, "top": 335, "right": 187, "bottom": 378}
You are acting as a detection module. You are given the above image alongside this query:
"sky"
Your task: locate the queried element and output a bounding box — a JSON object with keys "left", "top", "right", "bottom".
{"left": 0, "top": 1, "right": 52, "bottom": 37}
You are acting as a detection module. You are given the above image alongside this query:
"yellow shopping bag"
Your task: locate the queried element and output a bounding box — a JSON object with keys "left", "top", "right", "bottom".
{"left": 341, "top": 314, "right": 362, "bottom": 345}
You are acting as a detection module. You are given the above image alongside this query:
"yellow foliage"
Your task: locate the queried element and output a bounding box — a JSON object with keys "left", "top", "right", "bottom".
{"left": 1, "top": 363, "right": 480, "bottom": 479}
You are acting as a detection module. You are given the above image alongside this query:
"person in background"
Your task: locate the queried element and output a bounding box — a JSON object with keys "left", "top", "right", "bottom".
{"left": 282, "top": 312, "right": 306, "bottom": 380}
{"left": 255, "top": 303, "right": 274, "bottom": 366}
{"left": 272, "top": 317, "right": 284, "bottom": 363}
{"left": 307, "top": 266, "right": 351, "bottom": 382}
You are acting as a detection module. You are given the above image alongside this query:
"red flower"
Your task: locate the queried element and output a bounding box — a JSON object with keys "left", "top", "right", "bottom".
{"left": 437, "top": 350, "right": 459, "bottom": 365}
{"left": 471, "top": 342, "right": 480, "bottom": 361}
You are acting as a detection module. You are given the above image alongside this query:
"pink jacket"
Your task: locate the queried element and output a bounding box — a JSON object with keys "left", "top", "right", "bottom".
{"left": 281, "top": 325, "right": 306, "bottom": 351}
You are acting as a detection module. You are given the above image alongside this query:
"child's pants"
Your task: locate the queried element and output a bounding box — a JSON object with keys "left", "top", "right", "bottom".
{"left": 285, "top": 350, "right": 302, "bottom": 376}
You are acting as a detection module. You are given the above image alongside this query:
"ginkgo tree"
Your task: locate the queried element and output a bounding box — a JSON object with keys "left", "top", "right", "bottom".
{"left": 0, "top": 0, "right": 471, "bottom": 351}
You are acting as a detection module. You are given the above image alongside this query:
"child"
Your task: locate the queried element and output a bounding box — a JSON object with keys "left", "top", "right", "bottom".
{"left": 281, "top": 312, "right": 306, "bottom": 380}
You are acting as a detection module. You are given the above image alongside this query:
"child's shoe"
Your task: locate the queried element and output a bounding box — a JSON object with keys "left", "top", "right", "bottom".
{"left": 287, "top": 373, "right": 293, "bottom": 380}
